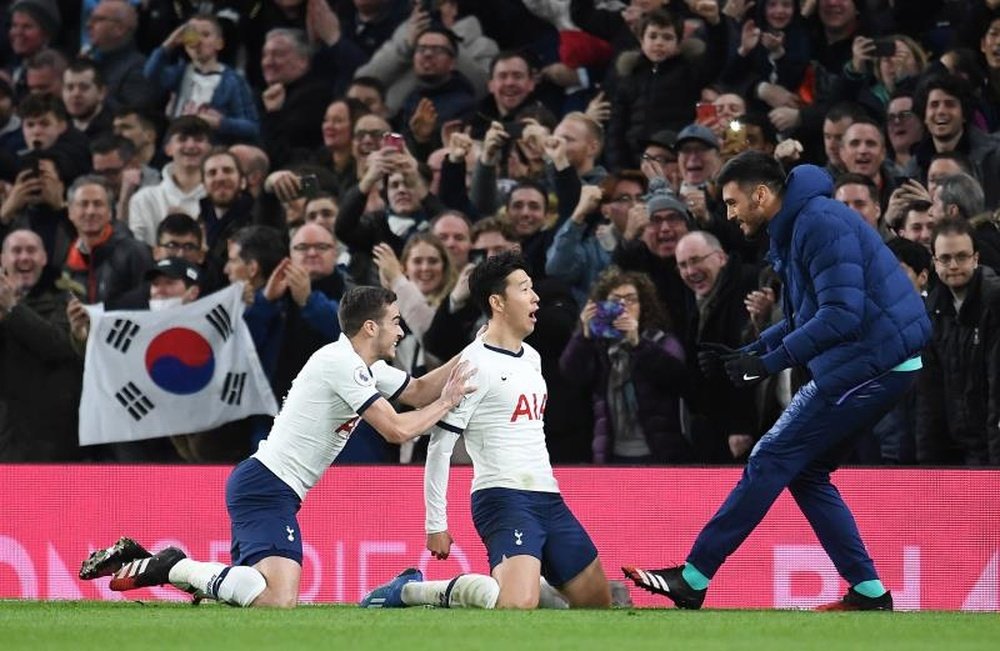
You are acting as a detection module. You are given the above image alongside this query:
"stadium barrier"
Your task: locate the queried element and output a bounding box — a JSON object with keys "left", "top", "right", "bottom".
{"left": 1, "top": 465, "right": 997, "bottom": 610}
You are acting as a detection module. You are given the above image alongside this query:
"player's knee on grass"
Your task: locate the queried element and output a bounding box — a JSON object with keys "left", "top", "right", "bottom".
{"left": 251, "top": 556, "right": 300, "bottom": 608}
{"left": 560, "top": 559, "right": 612, "bottom": 608}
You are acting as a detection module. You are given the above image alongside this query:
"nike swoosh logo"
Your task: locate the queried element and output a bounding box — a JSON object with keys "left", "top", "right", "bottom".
{"left": 742, "top": 373, "right": 761, "bottom": 381}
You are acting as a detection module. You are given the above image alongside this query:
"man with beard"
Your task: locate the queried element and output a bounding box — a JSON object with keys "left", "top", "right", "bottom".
{"left": 0, "top": 228, "right": 83, "bottom": 461}
{"left": 399, "top": 26, "right": 477, "bottom": 156}
{"left": 197, "top": 149, "right": 260, "bottom": 291}
{"left": 626, "top": 151, "right": 930, "bottom": 611}
{"left": 62, "top": 59, "right": 113, "bottom": 140}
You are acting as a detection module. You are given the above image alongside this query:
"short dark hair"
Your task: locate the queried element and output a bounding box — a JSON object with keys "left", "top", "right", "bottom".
{"left": 929, "top": 150, "right": 973, "bottom": 174}
{"left": 488, "top": 49, "right": 536, "bottom": 78}
{"left": 157, "top": 212, "right": 202, "bottom": 245}
{"left": 67, "top": 58, "right": 102, "bottom": 84}
{"left": 736, "top": 112, "right": 778, "bottom": 146}
{"left": 930, "top": 218, "right": 976, "bottom": 255}
{"left": 229, "top": 225, "right": 286, "bottom": 279}
{"left": 164, "top": 115, "right": 212, "bottom": 142}
{"left": 338, "top": 286, "right": 397, "bottom": 337}
{"left": 350, "top": 76, "right": 387, "bottom": 100}
{"left": 113, "top": 105, "right": 159, "bottom": 131}
{"left": 717, "top": 151, "right": 786, "bottom": 196}
{"left": 17, "top": 92, "right": 68, "bottom": 121}
{"left": 469, "top": 250, "right": 529, "bottom": 316}
{"left": 824, "top": 101, "right": 866, "bottom": 124}
{"left": 835, "top": 172, "right": 879, "bottom": 203}
{"left": 506, "top": 179, "right": 549, "bottom": 211}
{"left": 637, "top": 8, "right": 682, "bottom": 40}
{"left": 90, "top": 133, "right": 136, "bottom": 161}
{"left": 897, "top": 199, "right": 932, "bottom": 230}
{"left": 416, "top": 26, "right": 460, "bottom": 55}
{"left": 887, "top": 237, "right": 931, "bottom": 276}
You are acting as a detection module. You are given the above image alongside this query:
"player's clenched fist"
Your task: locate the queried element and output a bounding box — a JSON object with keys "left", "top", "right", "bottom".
{"left": 427, "top": 531, "right": 453, "bottom": 560}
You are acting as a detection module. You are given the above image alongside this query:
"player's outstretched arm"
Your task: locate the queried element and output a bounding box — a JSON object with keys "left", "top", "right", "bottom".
{"left": 396, "top": 353, "right": 461, "bottom": 408}
{"left": 424, "top": 426, "right": 459, "bottom": 559}
{"left": 362, "top": 361, "right": 476, "bottom": 443}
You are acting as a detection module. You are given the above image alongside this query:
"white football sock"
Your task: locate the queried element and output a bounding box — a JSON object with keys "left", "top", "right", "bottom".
{"left": 169, "top": 559, "right": 266, "bottom": 607}
{"left": 401, "top": 574, "right": 499, "bottom": 609}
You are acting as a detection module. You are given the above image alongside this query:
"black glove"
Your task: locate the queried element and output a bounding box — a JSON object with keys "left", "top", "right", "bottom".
{"left": 697, "top": 342, "right": 739, "bottom": 380}
{"left": 723, "top": 354, "right": 769, "bottom": 387}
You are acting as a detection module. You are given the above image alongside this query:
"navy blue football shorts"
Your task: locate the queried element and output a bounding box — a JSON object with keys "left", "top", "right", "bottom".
{"left": 225, "top": 458, "right": 303, "bottom": 567}
{"left": 471, "top": 487, "right": 598, "bottom": 588}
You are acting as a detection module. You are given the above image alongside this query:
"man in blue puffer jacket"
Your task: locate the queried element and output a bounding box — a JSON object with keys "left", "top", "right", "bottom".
{"left": 624, "top": 151, "right": 931, "bottom": 611}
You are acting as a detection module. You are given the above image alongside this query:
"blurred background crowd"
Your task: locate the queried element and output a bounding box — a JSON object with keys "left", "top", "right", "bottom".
{"left": 0, "top": 0, "right": 998, "bottom": 468}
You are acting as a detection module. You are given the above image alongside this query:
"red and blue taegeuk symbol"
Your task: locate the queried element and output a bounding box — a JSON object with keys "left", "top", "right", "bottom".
{"left": 144, "top": 328, "right": 215, "bottom": 394}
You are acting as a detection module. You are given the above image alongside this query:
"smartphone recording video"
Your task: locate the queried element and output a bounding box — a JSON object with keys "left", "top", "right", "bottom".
{"left": 590, "top": 300, "right": 625, "bottom": 340}
{"left": 696, "top": 102, "right": 718, "bottom": 125}
{"left": 872, "top": 39, "right": 896, "bottom": 58}
{"left": 381, "top": 132, "right": 406, "bottom": 152}
{"left": 298, "top": 174, "right": 319, "bottom": 199}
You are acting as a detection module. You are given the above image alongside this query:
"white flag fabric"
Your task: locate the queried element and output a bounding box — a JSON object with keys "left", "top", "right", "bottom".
{"left": 79, "top": 283, "right": 278, "bottom": 445}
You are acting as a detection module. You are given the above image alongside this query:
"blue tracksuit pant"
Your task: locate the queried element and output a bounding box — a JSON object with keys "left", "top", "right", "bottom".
{"left": 688, "top": 370, "right": 916, "bottom": 585}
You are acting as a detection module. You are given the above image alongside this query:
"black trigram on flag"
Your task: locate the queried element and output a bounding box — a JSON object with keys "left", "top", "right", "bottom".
{"left": 115, "top": 382, "right": 155, "bottom": 421}
{"left": 206, "top": 304, "right": 234, "bottom": 341}
{"left": 106, "top": 318, "right": 140, "bottom": 352}
{"left": 221, "top": 372, "right": 247, "bottom": 406}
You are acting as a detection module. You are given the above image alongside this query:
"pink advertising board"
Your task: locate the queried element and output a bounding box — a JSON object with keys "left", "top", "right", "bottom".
{"left": 0, "top": 465, "right": 996, "bottom": 610}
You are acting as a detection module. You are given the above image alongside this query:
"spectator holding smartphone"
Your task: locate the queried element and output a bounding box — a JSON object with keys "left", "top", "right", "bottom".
{"left": 560, "top": 268, "right": 689, "bottom": 464}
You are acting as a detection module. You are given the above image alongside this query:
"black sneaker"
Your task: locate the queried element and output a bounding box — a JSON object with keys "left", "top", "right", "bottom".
{"left": 816, "top": 587, "right": 893, "bottom": 611}
{"left": 79, "top": 537, "right": 151, "bottom": 580}
{"left": 622, "top": 565, "right": 706, "bottom": 609}
{"left": 109, "top": 547, "right": 187, "bottom": 592}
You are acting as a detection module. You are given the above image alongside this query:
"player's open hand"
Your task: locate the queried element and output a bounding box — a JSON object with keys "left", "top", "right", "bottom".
{"left": 442, "top": 360, "right": 477, "bottom": 408}
{"left": 427, "top": 531, "right": 453, "bottom": 560}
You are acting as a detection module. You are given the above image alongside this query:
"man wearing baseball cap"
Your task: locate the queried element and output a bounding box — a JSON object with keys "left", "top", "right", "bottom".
{"left": 143, "top": 256, "right": 200, "bottom": 311}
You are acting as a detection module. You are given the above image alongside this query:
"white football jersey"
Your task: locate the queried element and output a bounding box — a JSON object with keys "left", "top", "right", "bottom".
{"left": 254, "top": 334, "right": 408, "bottom": 499}
{"left": 439, "top": 338, "right": 558, "bottom": 495}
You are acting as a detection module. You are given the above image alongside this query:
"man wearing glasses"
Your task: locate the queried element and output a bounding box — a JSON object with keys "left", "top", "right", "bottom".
{"left": 674, "top": 231, "right": 761, "bottom": 463}
{"left": 917, "top": 218, "right": 1000, "bottom": 466}
{"left": 399, "top": 27, "right": 477, "bottom": 154}
{"left": 249, "top": 223, "right": 348, "bottom": 408}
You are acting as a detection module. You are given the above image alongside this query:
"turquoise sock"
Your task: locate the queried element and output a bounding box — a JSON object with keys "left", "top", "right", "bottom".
{"left": 853, "top": 579, "right": 886, "bottom": 598}
{"left": 682, "top": 563, "right": 710, "bottom": 591}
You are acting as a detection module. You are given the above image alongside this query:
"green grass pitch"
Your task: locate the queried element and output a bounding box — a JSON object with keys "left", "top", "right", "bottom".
{"left": 1, "top": 601, "right": 997, "bottom": 651}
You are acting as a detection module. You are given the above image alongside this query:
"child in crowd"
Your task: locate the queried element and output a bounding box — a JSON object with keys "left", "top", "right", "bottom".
{"left": 143, "top": 13, "right": 259, "bottom": 143}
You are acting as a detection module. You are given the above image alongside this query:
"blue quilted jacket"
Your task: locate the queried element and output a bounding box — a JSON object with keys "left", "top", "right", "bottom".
{"left": 746, "top": 165, "right": 931, "bottom": 398}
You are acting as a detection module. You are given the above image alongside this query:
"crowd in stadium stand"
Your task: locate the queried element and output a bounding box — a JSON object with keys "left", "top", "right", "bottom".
{"left": 0, "top": 0, "right": 998, "bottom": 467}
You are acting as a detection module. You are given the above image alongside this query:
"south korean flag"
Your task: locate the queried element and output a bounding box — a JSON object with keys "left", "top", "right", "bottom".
{"left": 78, "top": 283, "right": 278, "bottom": 445}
